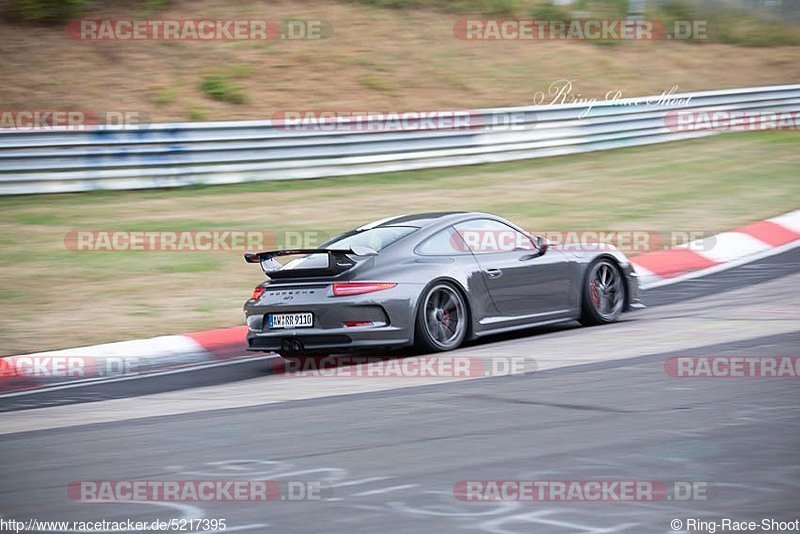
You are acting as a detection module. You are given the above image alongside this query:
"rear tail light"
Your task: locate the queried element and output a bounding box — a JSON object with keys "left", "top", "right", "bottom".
{"left": 343, "top": 321, "right": 374, "bottom": 328}
{"left": 251, "top": 286, "right": 266, "bottom": 300}
{"left": 332, "top": 282, "right": 397, "bottom": 297}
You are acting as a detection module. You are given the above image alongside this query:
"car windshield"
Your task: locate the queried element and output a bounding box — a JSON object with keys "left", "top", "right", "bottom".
{"left": 322, "top": 225, "right": 417, "bottom": 253}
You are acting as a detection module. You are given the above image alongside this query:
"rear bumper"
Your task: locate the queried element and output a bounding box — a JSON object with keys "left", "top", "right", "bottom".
{"left": 246, "top": 327, "right": 411, "bottom": 353}
{"left": 243, "top": 283, "right": 418, "bottom": 353}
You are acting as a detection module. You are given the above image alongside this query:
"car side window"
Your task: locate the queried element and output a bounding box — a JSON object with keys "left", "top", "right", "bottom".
{"left": 416, "top": 226, "right": 471, "bottom": 255}
{"left": 453, "top": 219, "right": 535, "bottom": 254}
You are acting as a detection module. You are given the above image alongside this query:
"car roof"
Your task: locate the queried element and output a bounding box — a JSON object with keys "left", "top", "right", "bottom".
{"left": 357, "top": 212, "right": 471, "bottom": 230}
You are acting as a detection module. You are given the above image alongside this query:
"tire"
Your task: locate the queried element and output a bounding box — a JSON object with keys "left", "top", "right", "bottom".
{"left": 414, "top": 282, "right": 469, "bottom": 353}
{"left": 579, "top": 258, "right": 626, "bottom": 326}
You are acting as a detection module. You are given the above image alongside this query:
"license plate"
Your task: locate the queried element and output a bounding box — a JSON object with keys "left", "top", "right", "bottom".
{"left": 268, "top": 312, "right": 313, "bottom": 329}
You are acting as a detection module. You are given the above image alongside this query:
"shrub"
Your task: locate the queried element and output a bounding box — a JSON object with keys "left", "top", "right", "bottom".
{"left": 188, "top": 108, "right": 208, "bottom": 121}
{"left": 7, "top": 0, "right": 88, "bottom": 24}
{"left": 199, "top": 75, "right": 247, "bottom": 105}
{"left": 529, "top": 0, "right": 571, "bottom": 21}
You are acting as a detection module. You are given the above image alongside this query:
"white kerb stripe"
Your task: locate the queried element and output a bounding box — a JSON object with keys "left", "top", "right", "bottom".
{"left": 23, "top": 335, "right": 211, "bottom": 368}
{"left": 691, "top": 231, "right": 772, "bottom": 264}
{"left": 769, "top": 209, "right": 800, "bottom": 234}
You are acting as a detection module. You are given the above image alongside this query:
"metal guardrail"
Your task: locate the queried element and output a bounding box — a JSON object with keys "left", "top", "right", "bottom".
{"left": 1, "top": 84, "right": 798, "bottom": 195}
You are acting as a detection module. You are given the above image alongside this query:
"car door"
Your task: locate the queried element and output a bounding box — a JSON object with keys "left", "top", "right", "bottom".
{"left": 454, "top": 218, "right": 572, "bottom": 317}
{"left": 414, "top": 225, "right": 499, "bottom": 322}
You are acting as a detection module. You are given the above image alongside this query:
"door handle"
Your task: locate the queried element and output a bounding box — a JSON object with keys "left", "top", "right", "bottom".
{"left": 485, "top": 268, "right": 503, "bottom": 278}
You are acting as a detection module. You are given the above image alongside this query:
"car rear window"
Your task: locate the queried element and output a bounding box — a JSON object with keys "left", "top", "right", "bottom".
{"left": 322, "top": 225, "right": 417, "bottom": 253}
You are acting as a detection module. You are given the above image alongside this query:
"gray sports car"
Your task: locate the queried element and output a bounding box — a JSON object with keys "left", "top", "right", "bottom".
{"left": 244, "top": 212, "right": 642, "bottom": 356}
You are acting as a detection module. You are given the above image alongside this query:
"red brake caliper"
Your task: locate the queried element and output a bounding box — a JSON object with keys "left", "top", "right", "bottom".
{"left": 590, "top": 279, "right": 600, "bottom": 307}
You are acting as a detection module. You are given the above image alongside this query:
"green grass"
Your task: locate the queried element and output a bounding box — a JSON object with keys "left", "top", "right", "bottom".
{"left": 199, "top": 75, "right": 247, "bottom": 105}
{"left": 0, "top": 132, "right": 797, "bottom": 354}
{"left": 352, "top": 0, "right": 519, "bottom": 13}
{"left": 188, "top": 107, "right": 209, "bottom": 121}
{"left": 347, "top": 0, "right": 800, "bottom": 46}
{"left": 5, "top": 0, "right": 88, "bottom": 23}
{"left": 153, "top": 87, "right": 177, "bottom": 107}
{"left": 647, "top": 0, "right": 800, "bottom": 47}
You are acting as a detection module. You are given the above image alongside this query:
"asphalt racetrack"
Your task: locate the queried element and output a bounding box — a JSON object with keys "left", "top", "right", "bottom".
{"left": 1, "top": 248, "right": 799, "bottom": 533}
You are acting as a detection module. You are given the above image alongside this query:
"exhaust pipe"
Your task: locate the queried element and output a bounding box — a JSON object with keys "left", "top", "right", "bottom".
{"left": 280, "top": 338, "right": 305, "bottom": 354}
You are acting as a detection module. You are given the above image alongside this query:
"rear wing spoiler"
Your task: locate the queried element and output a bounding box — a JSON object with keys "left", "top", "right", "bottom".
{"left": 244, "top": 246, "right": 377, "bottom": 278}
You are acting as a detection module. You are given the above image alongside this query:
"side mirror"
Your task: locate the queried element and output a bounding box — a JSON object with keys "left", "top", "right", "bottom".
{"left": 534, "top": 236, "right": 549, "bottom": 255}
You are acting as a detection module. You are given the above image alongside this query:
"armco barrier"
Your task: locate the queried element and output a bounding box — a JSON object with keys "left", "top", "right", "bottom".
{"left": 0, "top": 84, "right": 798, "bottom": 195}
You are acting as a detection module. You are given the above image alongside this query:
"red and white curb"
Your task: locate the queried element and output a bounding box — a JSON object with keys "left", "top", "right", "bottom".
{"left": 632, "top": 210, "right": 800, "bottom": 289}
{"left": 2, "top": 209, "right": 798, "bottom": 396}
{"left": 0, "top": 326, "right": 250, "bottom": 396}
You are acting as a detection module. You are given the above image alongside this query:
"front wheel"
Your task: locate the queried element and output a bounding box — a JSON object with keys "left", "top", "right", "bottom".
{"left": 579, "top": 259, "right": 626, "bottom": 325}
{"left": 414, "top": 282, "right": 468, "bottom": 353}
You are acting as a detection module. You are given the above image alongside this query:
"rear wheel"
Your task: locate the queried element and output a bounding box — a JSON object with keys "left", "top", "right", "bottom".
{"left": 579, "top": 258, "right": 626, "bottom": 325}
{"left": 414, "top": 282, "right": 468, "bottom": 353}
